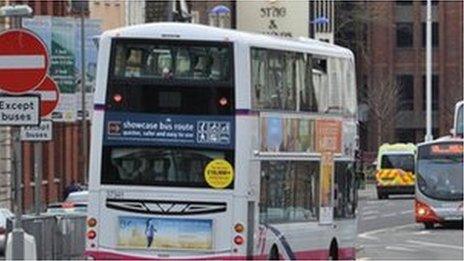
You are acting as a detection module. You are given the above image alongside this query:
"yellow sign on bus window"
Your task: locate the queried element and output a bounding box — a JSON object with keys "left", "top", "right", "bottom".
{"left": 204, "top": 159, "right": 234, "bottom": 189}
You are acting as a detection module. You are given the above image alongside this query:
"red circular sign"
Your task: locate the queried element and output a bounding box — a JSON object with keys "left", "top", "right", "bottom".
{"left": 0, "top": 29, "right": 49, "bottom": 94}
{"left": 32, "top": 76, "right": 60, "bottom": 117}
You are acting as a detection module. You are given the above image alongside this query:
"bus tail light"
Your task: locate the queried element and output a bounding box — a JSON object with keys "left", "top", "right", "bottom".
{"left": 415, "top": 199, "right": 439, "bottom": 222}
{"left": 234, "top": 223, "right": 244, "bottom": 233}
{"left": 219, "top": 97, "right": 228, "bottom": 107}
{"left": 87, "top": 218, "right": 97, "bottom": 228}
{"left": 233, "top": 235, "right": 244, "bottom": 245}
{"left": 87, "top": 230, "right": 97, "bottom": 240}
{"left": 113, "top": 93, "right": 123, "bottom": 103}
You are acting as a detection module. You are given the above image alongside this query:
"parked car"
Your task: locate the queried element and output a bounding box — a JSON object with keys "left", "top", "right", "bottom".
{"left": 65, "top": 190, "right": 88, "bottom": 203}
{"left": 46, "top": 191, "right": 88, "bottom": 215}
{"left": 0, "top": 208, "right": 14, "bottom": 254}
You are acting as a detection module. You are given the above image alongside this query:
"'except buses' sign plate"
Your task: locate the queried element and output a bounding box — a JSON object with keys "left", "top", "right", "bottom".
{"left": 0, "top": 96, "right": 40, "bottom": 126}
{"left": 20, "top": 120, "right": 52, "bottom": 141}
{"left": 103, "top": 112, "right": 235, "bottom": 149}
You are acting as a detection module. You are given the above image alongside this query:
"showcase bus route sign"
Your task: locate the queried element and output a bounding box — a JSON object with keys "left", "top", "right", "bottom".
{"left": 0, "top": 29, "right": 49, "bottom": 94}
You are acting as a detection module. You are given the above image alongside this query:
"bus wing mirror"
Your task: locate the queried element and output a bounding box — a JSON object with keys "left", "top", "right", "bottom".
{"left": 450, "top": 128, "right": 456, "bottom": 136}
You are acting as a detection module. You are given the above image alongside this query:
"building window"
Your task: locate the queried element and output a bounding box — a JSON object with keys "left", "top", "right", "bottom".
{"left": 334, "top": 161, "right": 357, "bottom": 219}
{"left": 397, "top": 75, "right": 414, "bottom": 110}
{"left": 421, "top": 22, "right": 439, "bottom": 47}
{"left": 396, "top": 0, "right": 413, "bottom": 5}
{"left": 422, "top": 75, "right": 439, "bottom": 110}
{"left": 259, "top": 161, "right": 319, "bottom": 224}
{"left": 396, "top": 23, "right": 414, "bottom": 47}
{"left": 421, "top": 0, "right": 439, "bottom": 5}
{"left": 395, "top": 128, "right": 416, "bottom": 143}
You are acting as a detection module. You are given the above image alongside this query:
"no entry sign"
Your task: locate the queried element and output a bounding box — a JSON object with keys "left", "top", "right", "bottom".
{"left": 0, "top": 29, "right": 49, "bottom": 94}
{"left": 30, "top": 76, "right": 60, "bottom": 117}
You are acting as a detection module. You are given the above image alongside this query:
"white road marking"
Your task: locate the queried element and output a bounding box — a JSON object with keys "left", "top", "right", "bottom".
{"left": 358, "top": 223, "right": 416, "bottom": 240}
{"left": 361, "top": 205, "right": 377, "bottom": 210}
{"left": 362, "top": 215, "right": 378, "bottom": 220}
{"left": 0, "top": 55, "right": 45, "bottom": 69}
{"left": 357, "top": 257, "right": 371, "bottom": 260}
{"left": 358, "top": 233, "right": 379, "bottom": 240}
{"left": 400, "top": 210, "right": 414, "bottom": 215}
{"left": 362, "top": 210, "right": 379, "bottom": 216}
{"left": 381, "top": 213, "right": 397, "bottom": 218}
{"left": 385, "top": 246, "right": 417, "bottom": 252}
{"left": 407, "top": 240, "right": 464, "bottom": 250}
{"left": 413, "top": 230, "right": 431, "bottom": 235}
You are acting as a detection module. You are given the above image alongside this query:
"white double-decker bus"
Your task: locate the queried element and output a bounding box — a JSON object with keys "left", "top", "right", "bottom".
{"left": 85, "top": 23, "right": 358, "bottom": 260}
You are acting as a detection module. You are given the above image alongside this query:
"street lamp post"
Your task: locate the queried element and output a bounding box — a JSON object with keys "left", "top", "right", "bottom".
{"left": 0, "top": 5, "right": 33, "bottom": 260}
{"left": 425, "top": 0, "right": 433, "bottom": 142}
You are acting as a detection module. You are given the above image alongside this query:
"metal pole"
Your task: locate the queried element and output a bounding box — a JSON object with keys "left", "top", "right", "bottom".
{"left": 33, "top": 142, "right": 42, "bottom": 215}
{"left": 425, "top": 0, "right": 433, "bottom": 142}
{"left": 12, "top": 128, "right": 24, "bottom": 260}
{"left": 81, "top": 6, "right": 88, "bottom": 184}
{"left": 11, "top": 16, "right": 25, "bottom": 261}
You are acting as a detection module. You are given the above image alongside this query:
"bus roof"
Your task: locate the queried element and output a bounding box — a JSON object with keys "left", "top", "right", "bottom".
{"left": 101, "top": 22, "right": 354, "bottom": 59}
{"left": 417, "top": 136, "right": 464, "bottom": 148}
{"left": 378, "top": 143, "right": 416, "bottom": 154}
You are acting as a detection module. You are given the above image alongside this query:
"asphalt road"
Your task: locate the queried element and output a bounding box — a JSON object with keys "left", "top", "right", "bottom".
{"left": 356, "top": 185, "right": 463, "bottom": 260}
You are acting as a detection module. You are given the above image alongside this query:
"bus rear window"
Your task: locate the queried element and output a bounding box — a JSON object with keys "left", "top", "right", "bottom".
{"left": 101, "top": 147, "right": 234, "bottom": 189}
{"left": 111, "top": 40, "right": 232, "bottom": 83}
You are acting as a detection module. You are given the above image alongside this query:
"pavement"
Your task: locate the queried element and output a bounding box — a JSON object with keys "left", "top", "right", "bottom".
{"left": 356, "top": 184, "right": 463, "bottom": 260}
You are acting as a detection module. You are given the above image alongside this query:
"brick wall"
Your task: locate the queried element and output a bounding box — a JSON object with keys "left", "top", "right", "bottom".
{"left": 358, "top": 1, "right": 462, "bottom": 151}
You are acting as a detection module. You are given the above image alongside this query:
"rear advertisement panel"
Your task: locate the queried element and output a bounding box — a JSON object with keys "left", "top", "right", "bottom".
{"left": 117, "top": 217, "right": 213, "bottom": 250}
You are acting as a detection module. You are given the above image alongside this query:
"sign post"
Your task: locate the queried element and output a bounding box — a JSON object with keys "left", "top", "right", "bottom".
{"left": 0, "top": 6, "right": 49, "bottom": 259}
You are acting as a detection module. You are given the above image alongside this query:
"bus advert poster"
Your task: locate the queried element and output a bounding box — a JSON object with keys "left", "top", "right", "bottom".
{"left": 117, "top": 217, "right": 213, "bottom": 250}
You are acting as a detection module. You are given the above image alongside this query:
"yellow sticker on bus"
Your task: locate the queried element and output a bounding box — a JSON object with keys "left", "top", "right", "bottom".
{"left": 204, "top": 159, "right": 234, "bottom": 189}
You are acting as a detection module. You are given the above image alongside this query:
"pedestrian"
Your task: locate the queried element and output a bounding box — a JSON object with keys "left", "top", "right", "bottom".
{"left": 63, "top": 180, "right": 82, "bottom": 200}
{"left": 145, "top": 219, "right": 158, "bottom": 248}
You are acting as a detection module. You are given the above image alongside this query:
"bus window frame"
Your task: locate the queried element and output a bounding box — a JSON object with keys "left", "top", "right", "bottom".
{"left": 108, "top": 38, "right": 235, "bottom": 89}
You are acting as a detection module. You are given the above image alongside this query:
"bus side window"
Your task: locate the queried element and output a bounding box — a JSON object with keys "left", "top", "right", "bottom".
{"left": 300, "top": 54, "right": 318, "bottom": 112}
{"left": 334, "top": 161, "right": 356, "bottom": 219}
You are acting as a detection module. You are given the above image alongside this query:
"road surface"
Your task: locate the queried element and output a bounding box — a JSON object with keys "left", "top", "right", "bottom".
{"left": 356, "top": 184, "right": 463, "bottom": 260}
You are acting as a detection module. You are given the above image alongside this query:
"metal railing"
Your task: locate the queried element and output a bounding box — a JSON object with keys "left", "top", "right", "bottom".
{"left": 7, "top": 213, "right": 86, "bottom": 260}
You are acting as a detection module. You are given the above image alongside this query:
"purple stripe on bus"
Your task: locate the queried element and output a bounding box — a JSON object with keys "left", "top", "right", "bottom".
{"left": 235, "top": 109, "right": 258, "bottom": 116}
{"left": 94, "top": 104, "right": 105, "bottom": 111}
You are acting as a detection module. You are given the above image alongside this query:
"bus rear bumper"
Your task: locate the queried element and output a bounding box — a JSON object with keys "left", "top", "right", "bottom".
{"left": 85, "top": 247, "right": 356, "bottom": 260}
{"left": 84, "top": 249, "right": 244, "bottom": 260}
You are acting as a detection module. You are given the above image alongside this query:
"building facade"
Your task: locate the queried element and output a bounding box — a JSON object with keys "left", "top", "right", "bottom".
{"left": 337, "top": 1, "right": 463, "bottom": 153}
{"left": 89, "top": 0, "right": 125, "bottom": 31}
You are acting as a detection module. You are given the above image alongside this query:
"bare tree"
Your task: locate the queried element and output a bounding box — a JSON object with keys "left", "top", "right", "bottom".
{"left": 334, "top": 1, "right": 392, "bottom": 69}
{"left": 361, "top": 78, "right": 402, "bottom": 147}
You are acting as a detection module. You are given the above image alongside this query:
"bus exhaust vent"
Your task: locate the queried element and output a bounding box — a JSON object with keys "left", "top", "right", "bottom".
{"left": 106, "top": 199, "right": 227, "bottom": 215}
